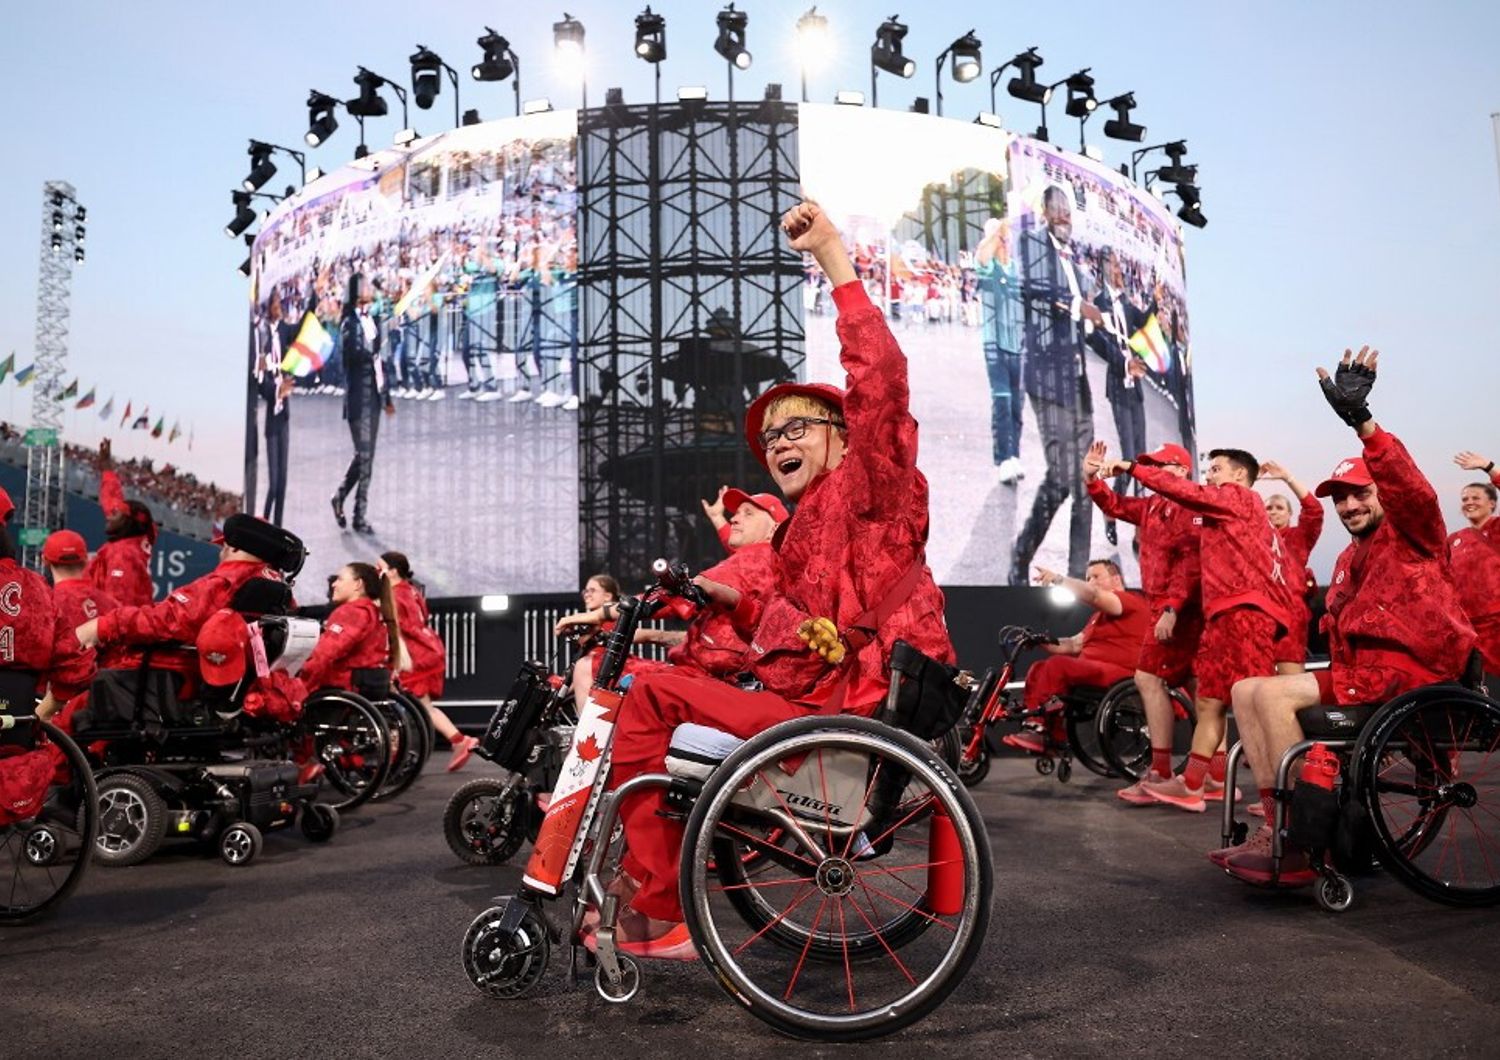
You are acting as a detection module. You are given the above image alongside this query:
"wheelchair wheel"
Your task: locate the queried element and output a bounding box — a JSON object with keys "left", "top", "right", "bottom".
{"left": 395, "top": 689, "right": 437, "bottom": 766}
{"left": 1096, "top": 684, "right": 1196, "bottom": 780}
{"left": 300, "top": 692, "right": 391, "bottom": 812}
{"left": 218, "top": 822, "right": 262, "bottom": 866}
{"left": 369, "top": 695, "right": 427, "bottom": 802}
{"left": 444, "top": 778, "right": 530, "bottom": 866}
{"left": 1356, "top": 689, "right": 1500, "bottom": 907}
{"left": 955, "top": 742, "right": 990, "bottom": 788}
{"left": 1, "top": 721, "right": 98, "bottom": 924}
{"left": 1064, "top": 700, "right": 1114, "bottom": 777}
{"left": 682, "top": 715, "right": 992, "bottom": 1042}
{"left": 300, "top": 803, "right": 340, "bottom": 843}
{"left": 462, "top": 902, "right": 551, "bottom": 998}
{"left": 93, "top": 771, "right": 168, "bottom": 868}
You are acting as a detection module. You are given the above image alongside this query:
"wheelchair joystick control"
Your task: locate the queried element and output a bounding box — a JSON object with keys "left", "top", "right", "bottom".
{"left": 1303, "top": 743, "right": 1340, "bottom": 791}
{"left": 926, "top": 805, "right": 965, "bottom": 916}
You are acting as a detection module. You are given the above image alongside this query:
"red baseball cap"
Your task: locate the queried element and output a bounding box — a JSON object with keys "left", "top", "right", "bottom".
{"left": 1314, "top": 457, "right": 1374, "bottom": 497}
{"left": 42, "top": 530, "right": 88, "bottom": 566}
{"left": 1137, "top": 442, "right": 1192, "bottom": 469}
{"left": 210, "top": 521, "right": 226, "bottom": 545}
{"left": 743, "top": 382, "right": 847, "bottom": 469}
{"left": 721, "top": 488, "right": 790, "bottom": 525}
{"left": 196, "top": 610, "right": 250, "bottom": 686}
{"left": 0, "top": 487, "right": 13, "bottom": 525}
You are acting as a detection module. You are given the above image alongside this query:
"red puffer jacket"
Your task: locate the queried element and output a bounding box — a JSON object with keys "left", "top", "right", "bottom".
{"left": 299, "top": 597, "right": 390, "bottom": 692}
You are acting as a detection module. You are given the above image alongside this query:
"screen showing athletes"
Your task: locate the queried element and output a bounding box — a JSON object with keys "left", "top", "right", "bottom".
{"left": 796, "top": 105, "right": 1194, "bottom": 587}
{"left": 246, "top": 113, "right": 580, "bottom": 595}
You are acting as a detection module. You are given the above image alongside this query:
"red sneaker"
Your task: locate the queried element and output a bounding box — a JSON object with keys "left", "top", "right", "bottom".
{"left": 1222, "top": 828, "right": 1317, "bottom": 887}
{"left": 1202, "top": 776, "right": 1241, "bottom": 803}
{"left": 446, "top": 734, "right": 479, "bottom": 773}
{"left": 1142, "top": 773, "right": 1206, "bottom": 813}
{"left": 585, "top": 907, "right": 698, "bottom": 962}
{"left": 1002, "top": 725, "right": 1047, "bottom": 755}
{"left": 1117, "top": 774, "right": 1168, "bottom": 806}
{"left": 1207, "top": 823, "right": 1270, "bottom": 868}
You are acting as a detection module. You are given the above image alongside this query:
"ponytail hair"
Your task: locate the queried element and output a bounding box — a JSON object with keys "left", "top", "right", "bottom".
{"left": 379, "top": 550, "right": 413, "bottom": 581}
{"left": 347, "top": 561, "right": 409, "bottom": 671}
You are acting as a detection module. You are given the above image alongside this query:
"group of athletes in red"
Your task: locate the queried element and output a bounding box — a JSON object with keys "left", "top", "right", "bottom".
{"left": 3, "top": 202, "right": 1496, "bottom": 962}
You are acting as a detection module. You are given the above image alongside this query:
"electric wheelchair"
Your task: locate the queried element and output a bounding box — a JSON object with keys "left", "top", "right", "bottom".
{"left": 460, "top": 562, "right": 992, "bottom": 1042}
{"left": 1220, "top": 655, "right": 1500, "bottom": 911}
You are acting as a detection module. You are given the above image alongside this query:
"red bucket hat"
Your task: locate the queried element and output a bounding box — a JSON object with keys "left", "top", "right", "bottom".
{"left": 1314, "top": 457, "right": 1374, "bottom": 498}
{"left": 1137, "top": 442, "right": 1192, "bottom": 469}
{"left": 721, "top": 488, "right": 790, "bottom": 525}
{"left": 197, "top": 610, "right": 250, "bottom": 687}
{"left": 42, "top": 530, "right": 88, "bottom": 566}
{"left": 743, "top": 382, "right": 847, "bottom": 469}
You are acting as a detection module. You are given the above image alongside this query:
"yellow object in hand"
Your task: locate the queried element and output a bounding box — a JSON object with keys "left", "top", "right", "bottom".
{"left": 797, "top": 617, "right": 846, "bottom": 664}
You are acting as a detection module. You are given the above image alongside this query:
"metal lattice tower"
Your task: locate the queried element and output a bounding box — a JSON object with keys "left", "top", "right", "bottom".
{"left": 576, "top": 98, "right": 804, "bottom": 585}
{"left": 21, "top": 181, "right": 86, "bottom": 569}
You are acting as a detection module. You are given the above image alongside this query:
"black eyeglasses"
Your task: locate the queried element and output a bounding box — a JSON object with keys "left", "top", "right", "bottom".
{"left": 757, "top": 416, "right": 845, "bottom": 450}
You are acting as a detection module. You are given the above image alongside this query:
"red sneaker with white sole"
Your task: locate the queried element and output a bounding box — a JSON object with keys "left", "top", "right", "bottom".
{"left": 1142, "top": 773, "right": 1207, "bottom": 813}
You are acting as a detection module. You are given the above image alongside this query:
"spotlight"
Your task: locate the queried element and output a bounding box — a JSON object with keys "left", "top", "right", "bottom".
{"left": 1173, "top": 183, "right": 1207, "bottom": 228}
{"left": 1063, "top": 69, "right": 1096, "bottom": 118}
{"left": 243, "top": 140, "right": 277, "bottom": 192}
{"left": 554, "top": 12, "right": 586, "bottom": 64}
{"left": 1158, "top": 141, "right": 1195, "bottom": 184}
{"left": 410, "top": 46, "right": 443, "bottom": 110}
{"left": 393, "top": 128, "right": 418, "bottom": 147}
{"left": 796, "top": 6, "right": 829, "bottom": 62}
{"left": 872, "top": 16, "right": 915, "bottom": 78}
{"left": 472, "top": 29, "right": 516, "bottom": 81}
{"left": 74, "top": 225, "right": 86, "bottom": 241}
{"left": 51, "top": 191, "right": 63, "bottom": 207}
{"left": 346, "top": 67, "right": 389, "bottom": 118}
{"left": 225, "top": 191, "right": 255, "bottom": 238}
{"left": 634, "top": 6, "right": 666, "bottom": 63}
{"left": 834, "top": 90, "right": 864, "bottom": 106}
{"left": 50, "top": 234, "right": 62, "bottom": 253}
{"left": 714, "top": 4, "right": 751, "bottom": 71}
{"left": 1103, "top": 92, "right": 1145, "bottom": 142}
{"left": 75, "top": 246, "right": 86, "bottom": 264}
{"left": 677, "top": 85, "right": 708, "bottom": 102}
{"left": 974, "top": 111, "right": 1001, "bottom": 128}
{"left": 305, "top": 90, "right": 340, "bottom": 146}
{"left": 51, "top": 210, "right": 63, "bottom": 231}
{"left": 479, "top": 594, "right": 510, "bottom": 613}
{"left": 1005, "top": 48, "right": 1049, "bottom": 105}
{"left": 948, "top": 31, "right": 982, "bottom": 83}
{"left": 75, "top": 206, "right": 86, "bottom": 223}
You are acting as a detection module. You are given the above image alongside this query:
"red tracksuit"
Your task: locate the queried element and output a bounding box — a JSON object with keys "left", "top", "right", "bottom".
{"left": 299, "top": 597, "right": 390, "bottom": 692}
{"left": 85, "top": 470, "right": 154, "bottom": 608}
{"left": 1323, "top": 429, "right": 1476, "bottom": 704}
{"left": 1087, "top": 479, "right": 1203, "bottom": 683}
{"left": 613, "top": 281, "right": 952, "bottom": 922}
{"left": 1022, "top": 590, "right": 1151, "bottom": 710}
{"left": 1446, "top": 467, "right": 1500, "bottom": 674}
{"left": 49, "top": 578, "right": 119, "bottom": 702}
{"left": 1271, "top": 493, "right": 1325, "bottom": 665}
{"left": 391, "top": 581, "right": 446, "bottom": 699}
{"left": 1132, "top": 467, "right": 1293, "bottom": 700}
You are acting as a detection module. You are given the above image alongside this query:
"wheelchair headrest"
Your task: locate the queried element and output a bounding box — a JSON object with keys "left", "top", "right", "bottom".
{"left": 231, "top": 577, "right": 294, "bottom": 617}
{"left": 222, "top": 514, "right": 307, "bottom": 580}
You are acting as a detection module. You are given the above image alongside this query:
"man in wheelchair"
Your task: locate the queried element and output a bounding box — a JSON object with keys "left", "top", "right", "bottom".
{"left": 600, "top": 201, "right": 953, "bottom": 960}
{"left": 1223, "top": 348, "right": 1477, "bottom": 886}
{"left": 1002, "top": 559, "right": 1148, "bottom": 755}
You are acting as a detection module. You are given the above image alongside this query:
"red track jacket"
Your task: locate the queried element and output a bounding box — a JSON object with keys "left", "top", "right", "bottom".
{"left": 1086, "top": 480, "right": 1202, "bottom": 609}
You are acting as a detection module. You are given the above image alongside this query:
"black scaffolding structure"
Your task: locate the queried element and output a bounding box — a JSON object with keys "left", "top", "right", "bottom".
{"left": 576, "top": 98, "right": 803, "bottom": 584}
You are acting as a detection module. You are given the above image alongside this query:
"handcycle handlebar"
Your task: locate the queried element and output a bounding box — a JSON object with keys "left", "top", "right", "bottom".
{"left": 651, "top": 558, "right": 709, "bottom": 609}
{"left": 589, "top": 558, "right": 707, "bottom": 689}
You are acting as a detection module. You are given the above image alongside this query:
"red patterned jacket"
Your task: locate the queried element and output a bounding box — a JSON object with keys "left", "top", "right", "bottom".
{"left": 1086, "top": 480, "right": 1202, "bottom": 609}
{"left": 656, "top": 542, "right": 778, "bottom": 679}
{"left": 300, "top": 597, "right": 390, "bottom": 692}
{"left": 0, "top": 559, "right": 79, "bottom": 693}
{"left": 1324, "top": 429, "right": 1476, "bottom": 703}
{"left": 391, "top": 581, "right": 445, "bottom": 682}
{"left": 747, "top": 282, "right": 954, "bottom": 714}
{"left": 49, "top": 577, "right": 119, "bottom": 701}
{"left": 1131, "top": 467, "right": 1292, "bottom": 630}
{"left": 85, "top": 470, "right": 154, "bottom": 608}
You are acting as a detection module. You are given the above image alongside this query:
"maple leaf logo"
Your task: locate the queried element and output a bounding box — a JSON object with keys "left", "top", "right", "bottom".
{"left": 575, "top": 733, "right": 602, "bottom": 762}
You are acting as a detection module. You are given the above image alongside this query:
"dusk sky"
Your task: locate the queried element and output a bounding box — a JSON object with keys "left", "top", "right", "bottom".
{"left": 2, "top": 1, "right": 1497, "bottom": 579}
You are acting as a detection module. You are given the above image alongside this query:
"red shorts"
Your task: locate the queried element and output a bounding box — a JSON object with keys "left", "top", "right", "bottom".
{"left": 1136, "top": 604, "right": 1203, "bottom": 687}
{"left": 1195, "top": 607, "right": 1279, "bottom": 702}
{"left": 1272, "top": 602, "right": 1311, "bottom": 666}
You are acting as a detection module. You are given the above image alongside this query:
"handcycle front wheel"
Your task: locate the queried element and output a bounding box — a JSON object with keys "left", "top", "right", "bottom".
{"left": 681, "top": 715, "right": 992, "bottom": 1042}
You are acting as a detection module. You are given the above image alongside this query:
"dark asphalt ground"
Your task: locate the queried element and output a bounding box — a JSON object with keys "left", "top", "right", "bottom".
{"left": 4, "top": 753, "right": 1497, "bottom": 1059}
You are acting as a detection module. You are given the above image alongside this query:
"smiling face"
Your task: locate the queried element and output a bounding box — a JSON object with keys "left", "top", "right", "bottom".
{"left": 760, "top": 396, "right": 847, "bottom": 503}
{"left": 1331, "top": 483, "right": 1383, "bottom": 538}
{"left": 1265, "top": 494, "right": 1293, "bottom": 530}
{"left": 1460, "top": 485, "right": 1496, "bottom": 527}
{"left": 581, "top": 577, "right": 616, "bottom": 611}
{"left": 727, "top": 502, "right": 777, "bottom": 548}
{"left": 330, "top": 565, "right": 364, "bottom": 605}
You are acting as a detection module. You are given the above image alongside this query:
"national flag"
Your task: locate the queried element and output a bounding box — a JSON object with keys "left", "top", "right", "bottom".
{"left": 280, "top": 312, "right": 333, "bottom": 377}
{"left": 188, "top": 424, "right": 195, "bottom": 451}
{"left": 1127, "top": 312, "right": 1173, "bottom": 375}
{"left": 151, "top": 417, "right": 164, "bottom": 439}
{"left": 75, "top": 387, "right": 96, "bottom": 410}
{"left": 100, "top": 395, "right": 115, "bottom": 421}
{"left": 15, "top": 364, "right": 35, "bottom": 386}
{"left": 168, "top": 420, "right": 181, "bottom": 444}
{"left": 120, "top": 400, "right": 132, "bottom": 427}
{"left": 392, "top": 252, "right": 449, "bottom": 318}
{"left": 0, "top": 353, "right": 13, "bottom": 385}
{"left": 133, "top": 406, "right": 150, "bottom": 430}
{"left": 58, "top": 379, "right": 79, "bottom": 401}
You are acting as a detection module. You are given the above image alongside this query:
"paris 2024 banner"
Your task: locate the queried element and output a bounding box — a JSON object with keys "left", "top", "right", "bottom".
{"left": 796, "top": 103, "right": 1194, "bottom": 587}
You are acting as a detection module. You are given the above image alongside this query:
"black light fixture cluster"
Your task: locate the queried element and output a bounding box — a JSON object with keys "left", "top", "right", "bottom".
{"left": 410, "top": 44, "right": 462, "bottom": 128}
{"left": 472, "top": 27, "right": 521, "bottom": 117}
{"left": 1131, "top": 140, "right": 1206, "bottom": 227}
{"left": 869, "top": 15, "right": 915, "bottom": 107}
{"left": 934, "top": 29, "right": 981, "bottom": 117}
{"left": 714, "top": 4, "right": 752, "bottom": 71}
{"left": 243, "top": 140, "right": 306, "bottom": 192}
{"left": 634, "top": 7, "right": 666, "bottom": 63}
{"left": 50, "top": 189, "right": 87, "bottom": 262}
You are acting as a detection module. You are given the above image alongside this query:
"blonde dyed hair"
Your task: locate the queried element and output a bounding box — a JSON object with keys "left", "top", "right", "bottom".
{"left": 760, "top": 393, "right": 843, "bottom": 434}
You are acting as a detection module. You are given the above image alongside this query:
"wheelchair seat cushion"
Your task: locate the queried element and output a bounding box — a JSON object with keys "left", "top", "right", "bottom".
{"left": 665, "top": 723, "right": 746, "bottom": 781}
{"left": 1296, "top": 702, "right": 1381, "bottom": 739}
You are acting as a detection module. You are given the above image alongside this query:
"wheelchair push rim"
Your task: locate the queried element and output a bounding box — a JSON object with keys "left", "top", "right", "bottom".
{"left": 681, "top": 716, "right": 992, "bottom": 1042}
{"left": 0, "top": 720, "right": 99, "bottom": 923}
{"left": 300, "top": 692, "right": 392, "bottom": 812}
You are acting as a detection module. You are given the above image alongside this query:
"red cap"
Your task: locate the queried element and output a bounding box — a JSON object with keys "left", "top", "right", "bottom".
{"left": 743, "top": 382, "right": 847, "bottom": 469}
{"left": 0, "top": 487, "right": 13, "bottom": 525}
{"left": 1137, "top": 442, "right": 1192, "bottom": 469}
{"left": 210, "top": 521, "right": 226, "bottom": 545}
{"left": 42, "top": 530, "right": 88, "bottom": 566}
{"left": 1314, "top": 457, "right": 1374, "bottom": 498}
{"left": 196, "top": 610, "right": 250, "bottom": 686}
{"left": 721, "top": 488, "right": 790, "bottom": 525}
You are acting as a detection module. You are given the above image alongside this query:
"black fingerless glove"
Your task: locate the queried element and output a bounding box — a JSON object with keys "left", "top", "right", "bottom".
{"left": 1318, "top": 360, "right": 1376, "bottom": 426}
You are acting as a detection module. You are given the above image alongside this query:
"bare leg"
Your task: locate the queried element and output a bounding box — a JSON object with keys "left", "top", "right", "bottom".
{"left": 1275, "top": 661, "right": 1306, "bottom": 676}
{"left": 1190, "top": 695, "right": 1226, "bottom": 762}
{"left": 421, "top": 693, "right": 461, "bottom": 744}
{"left": 1230, "top": 677, "right": 1269, "bottom": 786}
{"left": 1247, "top": 673, "right": 1320, "bottom": 789}
{"left": 1133, "top": 670, "right": 1175, "bottom": 780}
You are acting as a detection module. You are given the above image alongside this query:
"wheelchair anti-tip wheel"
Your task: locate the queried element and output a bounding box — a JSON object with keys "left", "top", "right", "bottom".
{"left": 595, "top": 953, "right": 641, "bottom": 1003}
{"left": 444, "top": 778, "right": 531, "bottom": 866}
{"left": 219, "top": 822, "right": 263, "bottom": 866}
{"left": 1315, "top": 872, "right": 1354, "bottom": 913}
{"left": 1035, "top": 756, "right": 1055, "bottom": 776}
{"left": 681, "top": 715, "right": 992, "bottom": 1042}
{"left": 1, "top": 720, "right": 98, "bottom": 924}
{"left": 94, "top": 771, "right": 168, "bottom": 868}
{"left": 300, "top": 803, "right": 340, "bottom": 843}
{"left": 462, "top": 903, "right": 551, "bottom": 999}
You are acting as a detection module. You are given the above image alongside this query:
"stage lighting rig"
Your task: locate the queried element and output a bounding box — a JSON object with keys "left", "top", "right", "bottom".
{"left": 1171, "top": 183, "right": 1206, "bottom": 227}
{"left": 1064, "top": 69, "right": 1096, "bottom": 118}
{"left": 472, "top": 28, "right": 520, "bottom": 116}
{"left": 1104, "top": 92, "right": 1146, "bottom": 143}
{"left": 796, "top": 6, "right": 829, "bottom": 102}
{"left": 237, "top": 232, "right": 255, "bottom": 277}
{"left": 870, "top": 15, "right": 914, "bottom": 107}
{"left": 635, "top": 7, "right": 666, "bottom": 63}
{"left": 225, "top": 191, "right": 256, "bottom": 238}
{"left": 304, "top": 90, "right": 340, "bottom": 147}
{"left": 715, "top": 4, "right": 752, "bottom": 101}
{"left": 51, "top": 210, "right": 63, "bottom": 231}
{"left": 993, "top": 47, "right": 1048, "bottom": 111}
{"left": 935, "top": 30, "right": 982, "bottom": 117}
{"left": 410, "top": 45, "right": 461, "bottom": 128}
{"left": 243, "top": 140, "right": 306, "bottom": 192}
{"left": 553, "top": 13, "right": 588, "bottom": 108}
{"left": 1156, "top": 141, "right": 1195, "bottom": 184}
